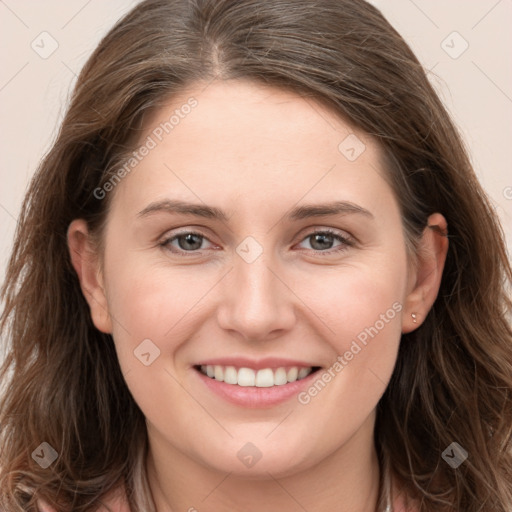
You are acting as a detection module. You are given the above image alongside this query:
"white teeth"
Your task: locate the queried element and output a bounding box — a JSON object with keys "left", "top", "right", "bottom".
{"left": 224, "top": 366, "right": 238, "bottom": 385}
{"left": 286, "top": 367, "right": 298, "bottom": 382}
{"left": 298, "top": 367, "right": 312, "bottom": 380}
{"left": 199, "top": 364, "right": 315, "bottom": 387}
{"left": 255, "top": 368, "right": 274, "bottom": 387}
{"left": 214, "top": 365, "right": 224, "bottom": 381}
{"left": 237, "top": 367, "right": 256, "bottom": 386}
{"left": 274, "top": 367, "right": 288, "bottom": 386}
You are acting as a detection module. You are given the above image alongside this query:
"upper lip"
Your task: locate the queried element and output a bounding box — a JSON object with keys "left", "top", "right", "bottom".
{"left": 194, "top": 357, "right": 321, "bottom": 370}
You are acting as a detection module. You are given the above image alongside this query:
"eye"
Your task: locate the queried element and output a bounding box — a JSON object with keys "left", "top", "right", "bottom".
{"left": 296, "top": 229, "right": 353, "bottom": 255}
{"left": 161, "top": 231, "right": 214, "bottom": 255}
{"left": 160, "top": 228, "right": 354, "bottom": 257}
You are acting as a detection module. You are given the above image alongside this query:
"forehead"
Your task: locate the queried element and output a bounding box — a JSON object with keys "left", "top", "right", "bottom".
{"left": 142, "top": 79, "right": 368, "bottom": 158}
{"left": 111, "top": 79, "right": 395, "bottom": 219}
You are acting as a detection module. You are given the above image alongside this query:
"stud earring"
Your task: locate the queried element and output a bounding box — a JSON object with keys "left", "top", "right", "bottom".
{"left": 411, "top": 313, "right": 417, "bottom": 323}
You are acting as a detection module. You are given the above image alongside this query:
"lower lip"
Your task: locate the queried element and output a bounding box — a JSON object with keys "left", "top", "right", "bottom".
{"left": 194, "top": 368, "right": 320, "bottom": 408}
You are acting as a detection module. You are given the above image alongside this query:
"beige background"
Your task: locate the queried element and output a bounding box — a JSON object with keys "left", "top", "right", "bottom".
{"left": 1, "top": 0, "right": 511, "bottom": 290}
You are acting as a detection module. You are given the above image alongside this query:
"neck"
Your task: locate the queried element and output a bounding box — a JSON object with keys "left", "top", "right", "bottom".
{"left": 146, "top": 415, "right": 382, "bottom": 512}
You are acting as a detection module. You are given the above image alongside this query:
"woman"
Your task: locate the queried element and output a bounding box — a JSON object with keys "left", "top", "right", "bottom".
{"left": 1, "top": 0, "right": 511, "bottom": 511}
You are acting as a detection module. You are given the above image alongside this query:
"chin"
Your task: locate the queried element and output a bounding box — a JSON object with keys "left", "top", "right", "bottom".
{"left": 196, "top": 436, "right": 320, "bottom": 479}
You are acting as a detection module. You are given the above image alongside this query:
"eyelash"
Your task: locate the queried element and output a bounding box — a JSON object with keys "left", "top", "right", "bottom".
{"left": 160, "top": 228, "right": 354, "bottom": 258}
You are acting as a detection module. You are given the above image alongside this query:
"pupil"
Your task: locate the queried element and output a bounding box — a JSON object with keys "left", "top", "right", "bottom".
{"left": 311, "top": 233, "right": 332, "bottom": 250}
{"left": 179, "top": 234, "right": 202, "bottom": 250}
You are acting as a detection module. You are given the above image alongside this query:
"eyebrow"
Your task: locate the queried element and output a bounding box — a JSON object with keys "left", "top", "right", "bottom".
{"left": 137, "top": 199, "right": 374, "bottom": 222}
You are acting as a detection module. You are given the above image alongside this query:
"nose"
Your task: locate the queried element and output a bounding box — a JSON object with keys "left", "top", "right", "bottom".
{"left": 216, "top": 250, "right": 296, "bottom": 343}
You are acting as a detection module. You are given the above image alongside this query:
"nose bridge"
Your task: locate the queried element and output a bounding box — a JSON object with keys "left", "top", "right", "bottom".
{"left": 216, "top": 238, "right": 295, "bottom": 340}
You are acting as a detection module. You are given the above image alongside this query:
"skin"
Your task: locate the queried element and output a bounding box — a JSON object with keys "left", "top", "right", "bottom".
{"left": 68, "top": 79, "right": 448, "bottom": 511}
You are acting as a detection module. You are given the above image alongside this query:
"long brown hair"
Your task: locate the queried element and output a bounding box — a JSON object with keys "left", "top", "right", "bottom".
{"left": 1, "top": 1, "right": 511, "bottom": 510}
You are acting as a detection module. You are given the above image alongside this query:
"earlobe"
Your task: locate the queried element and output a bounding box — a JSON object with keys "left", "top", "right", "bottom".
{"left": 67, "top": 219, "right": 112, "bottom": 334}
{"left": 402, "top": 213, "right": 449, "bottom": 334}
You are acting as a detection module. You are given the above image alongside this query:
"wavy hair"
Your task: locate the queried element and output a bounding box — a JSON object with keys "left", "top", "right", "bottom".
{"left": 1, "top": 0, "right": 511, "bottom": 510}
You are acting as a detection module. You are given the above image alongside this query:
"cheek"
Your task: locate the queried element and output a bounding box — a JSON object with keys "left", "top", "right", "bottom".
{"left": 293, "top": 255, "right": 406, "bottom": 406}
{"left": 294, "top": 257, "right": 406, "bottom": 424}
{"left": 302, "top": 252, "right": 406, "bottom": 351}
{"left": 101, "top": 260, "right": 207, "bottom": 427}
{"left": 102, "top": 257, "right": 205, "bottom": 361}
{"left": 327, "top": 271, "right": 404, "bottom": 352}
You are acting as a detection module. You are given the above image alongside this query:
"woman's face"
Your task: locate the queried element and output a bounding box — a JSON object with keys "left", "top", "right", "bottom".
{"left": 76, "top": 80, "right": 418, "bottom": 477}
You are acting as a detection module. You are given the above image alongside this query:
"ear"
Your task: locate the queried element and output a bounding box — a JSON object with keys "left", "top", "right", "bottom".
{"left": 67, "top": 219, "right": 112, "bottom": 334}
{"left": 402, "top": 213, "right": 449, "bottom": 333}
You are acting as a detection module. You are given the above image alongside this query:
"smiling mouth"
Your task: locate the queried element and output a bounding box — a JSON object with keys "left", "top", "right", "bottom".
{"left": 195, "top": 365, "right": 322, "bottom": 387}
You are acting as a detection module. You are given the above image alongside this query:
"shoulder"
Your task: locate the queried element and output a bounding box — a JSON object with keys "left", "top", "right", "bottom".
{"left": 37, "top": 485, "right": 131, "bottom": 512}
